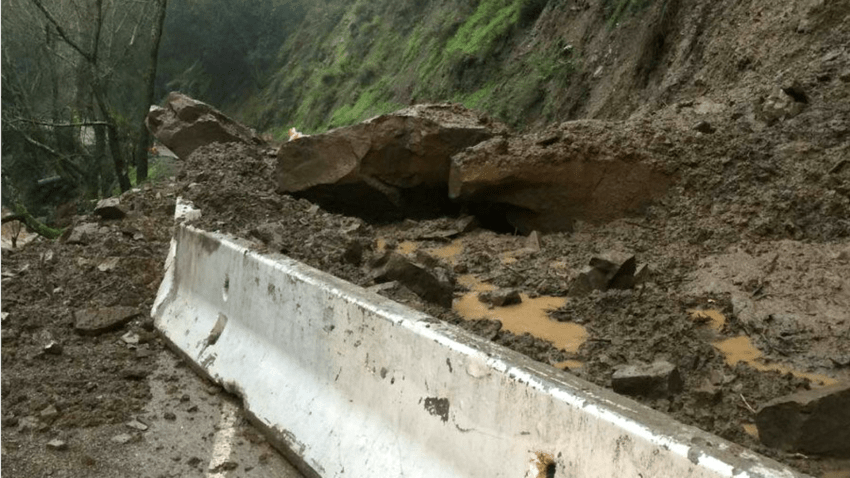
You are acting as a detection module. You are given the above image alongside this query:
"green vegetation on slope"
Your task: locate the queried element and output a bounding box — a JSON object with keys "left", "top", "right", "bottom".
{"left": 236, "top": 0, "right": 670, "bottom": 135}
{"left": 241, "top": 0, "right": 582, "bottom": 136}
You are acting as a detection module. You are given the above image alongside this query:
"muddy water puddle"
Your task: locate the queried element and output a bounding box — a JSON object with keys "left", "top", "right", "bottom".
{"left": 690, "top": 309, "right": 837, "bottom": 386}
{"left": 430, "top": 239, "right": 463, "bottom": 263}
{"left": 376, "top": 238, "right": 419, "bottom": 255}
{"left": 455, "top": 275, "right": 587, "bottom": 353}
{"left": 741, "top": 423, "right": 759, "bottom": 439}
{"left": 375, "top": 235, "right": 588, "bottom": 359}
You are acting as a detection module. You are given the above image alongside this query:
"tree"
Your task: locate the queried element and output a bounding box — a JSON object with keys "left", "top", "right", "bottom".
{"left": 2, "top": 0, "right": 167, "bottom": 214}
{"left": 134, "top": 0, "right": 168, "bottom": 182}
{"left": 29, "top": 0, "right": 136, "bottom": 192}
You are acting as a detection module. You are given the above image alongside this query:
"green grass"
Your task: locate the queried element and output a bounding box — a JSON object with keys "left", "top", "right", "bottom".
{"left": 250, "top": 0, "right": 590, "bottom": 135}
{"left": 328, "top": 84, "right": 404, "bottom": 129}
{"left": 445, "top": 0, "right": 521, "bottom": 55}
{"left": 402, "top": 25, "right": 425, "bottom": 65}
{"left": 454, "top": 82, "right": 498, "bottom": 110}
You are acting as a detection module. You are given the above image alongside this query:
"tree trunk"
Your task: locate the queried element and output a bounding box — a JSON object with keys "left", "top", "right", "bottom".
{"left": 93, "top": 87, "right": 131, "bottom": 192}
{"left": 93, "top": 115, "right": 112, "bottom": 197}
{"left": 134, "top": 0, "right": 168, "bottom": 182}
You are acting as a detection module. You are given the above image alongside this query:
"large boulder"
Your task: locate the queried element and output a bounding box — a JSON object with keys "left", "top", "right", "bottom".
{"left": 275, "top": 104, "right": 507, "bottom": 215}
{"left": 756, "top": 382, "right": 850, "bottom": 456}
{"left": 146, "top": 92, "right": 263, "bottom": 160}
{"left": 449, "top": 120, "right": 672, "bottom": 232}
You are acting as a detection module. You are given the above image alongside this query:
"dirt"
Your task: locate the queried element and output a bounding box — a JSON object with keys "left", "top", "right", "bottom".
{"left": 168, "top": 103, "right": 848, "bottom": 475}
{"left": 3, "top": 3, "right": 850, "bottom": 476}
{"left": 6, "top": 107, "right": 848, "bottom": 475}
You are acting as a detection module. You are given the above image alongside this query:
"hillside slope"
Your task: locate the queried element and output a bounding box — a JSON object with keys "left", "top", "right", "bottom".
{"left": 237, "top": 0, "right": 848, "bottom": 138}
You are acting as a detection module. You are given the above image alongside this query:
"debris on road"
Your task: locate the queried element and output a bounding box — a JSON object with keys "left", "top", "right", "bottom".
{"left": 611, "top": 361, "right": 684, "bottom": 398}
{"left": 478, "top": 288, "right": 522, "bottom": 307}
{"left": 756, "top": 382, "right": 850, "bottom": 456}
{"left": 568, "top": 255, "right": 647, "bottom": 297}
{"left": 46, "top": 439, "right": 67, "bottom": 451}
{"left": 73, "top": 307, "right": 142, "bottom": 336}
{"left": 94, "top": 197, "right": 128, "bottom": 220}
{"left": 111, "top": 433, "right": 136, "bottom": 445}
{"left": 370, "top": 252, "right": 454, "bottom": 307}
{"left": 126, "top": 418, "right": 149, "bottom": 431}
{"left": 276, "top": 103, "right": 505, "bottom": 218}
{"left": 146, "top": 92, "right": 264, "bottom": 160}
{"left": 449, "top": 121, "right": 672, "bottom": 233}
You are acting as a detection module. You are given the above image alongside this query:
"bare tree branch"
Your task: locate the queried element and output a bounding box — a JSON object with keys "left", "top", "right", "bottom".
{"left": 29, "top": 0, "right": 93, "bottom": 63}
{"left": 92, "top": 0, "right": 103, "bottom": 64}
{"left": 11, "top": 117, "right": 110, "bottom": 128}
{"left": 16, "top": 129, "right": 63, "bottom": 157}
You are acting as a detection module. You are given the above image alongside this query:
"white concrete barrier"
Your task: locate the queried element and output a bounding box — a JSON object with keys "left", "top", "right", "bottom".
{"left": 153, "top": 221, "right": 807, "bottom": 478}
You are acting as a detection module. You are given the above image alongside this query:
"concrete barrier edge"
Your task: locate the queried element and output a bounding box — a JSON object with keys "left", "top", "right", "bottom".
{"left": 151, "top": 207, "right": 807, "bottom": 478}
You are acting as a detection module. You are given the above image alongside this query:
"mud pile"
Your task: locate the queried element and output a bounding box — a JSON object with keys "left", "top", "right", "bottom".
{"left": 175, "top": 105, "right": 849, "bottom": 473}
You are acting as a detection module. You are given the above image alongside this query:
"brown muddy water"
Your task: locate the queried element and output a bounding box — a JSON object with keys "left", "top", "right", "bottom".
{"left": 454, "top": 274, "right": 587, "bottom": 353}
{"left": 690, "top": 309, "right": 837, "bottom": 387}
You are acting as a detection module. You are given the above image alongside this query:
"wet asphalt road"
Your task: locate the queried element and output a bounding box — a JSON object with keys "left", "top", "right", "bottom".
{"left": 1, "top": 349, "right": 304, "bottom": 478}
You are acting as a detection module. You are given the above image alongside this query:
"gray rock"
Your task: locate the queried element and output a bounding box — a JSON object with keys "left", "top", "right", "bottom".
{"left": 757, "top": 86, "right": 807, "bottom": 125}
{"left": 612, "top": 361, "right": 684, "bottom": 398}
{"left": 121, "top": 367, "right": 150, "bottom": 380}
{"left": 756, "top": 382, "right": 850, "bottom": 456}
{"left": 371, "top": 252, "right": 454, "bottom": 307}
{"left": 121, "top": 331, "right": 140, "bottom": 345}
{"left": 97, "top": 257, "right": 120, "bottom": 272}
{"left": 39, "top": 405, "right": 59, "bottom": 423}
{"left": 608, "top": 256, "right": 637, "bottom": 290}
{"left": 633, "top": 264, "right": 651, "bottom": 285}
{"left": 17, "top": 416, "right": 40, "bottom": 432}
{"left": 209, "top": 461, "right": 239, "bottom": 473}
{"left": 567, "top": 270, "right": 601, "bottom": 298}
{"left": 366, "top": 281, "right": 400, "bottom": 295}
{"left": 73, "top": 307, "right": 141, "bottom": 336}
{"left": 43, "top": 341, "right": 63, "bottom": 355}
{"left": 569, "top": 255, "right": 641, "bottom": 297}
{"left": 126, "top": 418, "right": 148, "bottom": 431}
{"left": 94, "top": 197, "right": 127, "bottom": 220}
{"left": 341, "top": 240, "right": 365, "bottom": 265}
{"left": 525, "top": 230, "right": 541, "bottom": 252}
{"left": 694, "top": 121, "right": 716, "bottom": 134}
{"left": 693, "top": 380, "right": 722, "bottom": 405}
{"left": 146, "top": 92, "right": 263, "bottom": 160}
{"left": 478, "top": 289, "right": 522, "bottom": 307}
{"left": 111, "top": 433, "right": 135, "bottom": 445}
{"left": 65, "top": 222, "right": 101, "bottom": 245}
{"left": 455, "top": 216, "right": 478, "bottom": 234}
{"left": 46, "top": 439, "right": 67, "bottom": 451}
